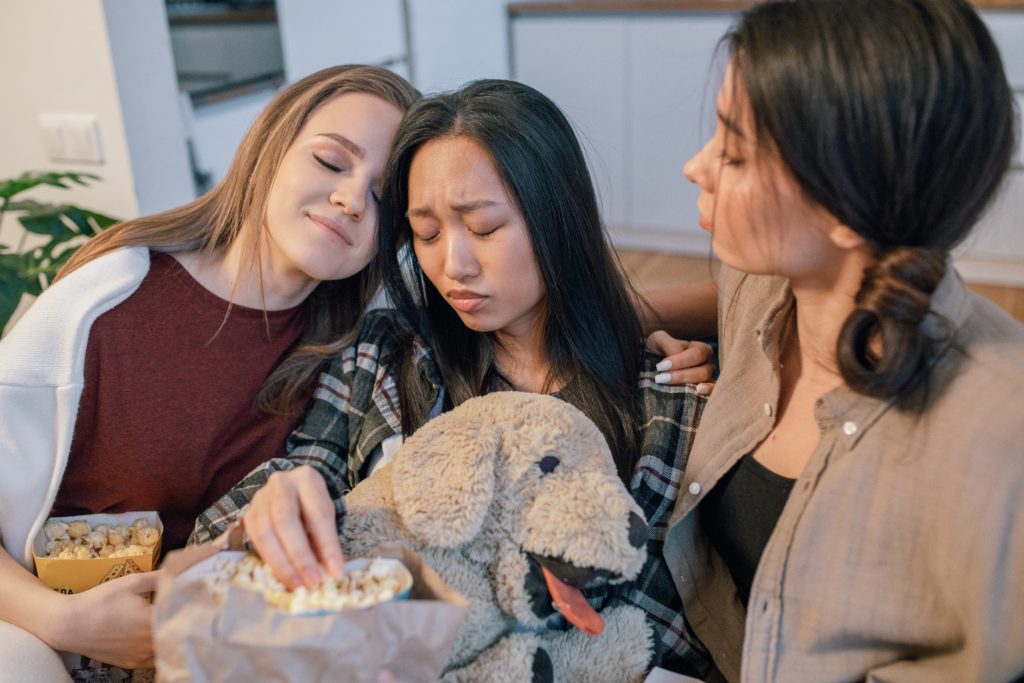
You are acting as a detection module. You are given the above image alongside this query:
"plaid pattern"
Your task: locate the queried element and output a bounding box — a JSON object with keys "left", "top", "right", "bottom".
{"left": 611, "top": 368, "right": 711, "bottom": 676}
{"left": 191, "top": 311, "right": 432, "bottom": 544}
{"left": 192, "top": 309, "right": 711, "bottom": 675}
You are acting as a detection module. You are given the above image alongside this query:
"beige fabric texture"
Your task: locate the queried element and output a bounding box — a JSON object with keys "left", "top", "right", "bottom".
{"left": 0, "top": 620, "right": 73, "bottom": 683}
{"left": 341, "top": 391, "right": 654, "bottom": 683}
{"left": 665, "top": 264, "right": 1024, "bottom": 682}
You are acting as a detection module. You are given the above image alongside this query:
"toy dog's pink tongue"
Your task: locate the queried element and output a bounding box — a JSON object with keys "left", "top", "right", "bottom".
{"left": 540, "top": 565, "right": 604, "bottom": 636}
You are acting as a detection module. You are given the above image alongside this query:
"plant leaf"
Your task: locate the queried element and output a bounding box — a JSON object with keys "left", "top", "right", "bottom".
{"left": 18, "top": 212, "right": 77, "bottom": 240}
{"left": 0, "top": 277, "right": 27, "bottom": 334}
{"left": 0, "top": 170, "right": 100, "bottom": 200}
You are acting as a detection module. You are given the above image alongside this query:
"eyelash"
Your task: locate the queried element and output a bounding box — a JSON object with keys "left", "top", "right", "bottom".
{"left": 718, "top": 149, "right": 742, "bottom": 166}
{"left": 313, "top": 153, "right": 344, "bottom": 173}
{"left": 413, "top": 226, "right": 500, "bottom": 245}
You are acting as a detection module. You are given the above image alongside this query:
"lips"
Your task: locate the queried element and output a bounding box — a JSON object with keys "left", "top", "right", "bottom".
{"left": 308, "top": 213, "right": 353, "bottom": 246}
{"left": 446, "top": 288, "right": 487, "bottom": 313}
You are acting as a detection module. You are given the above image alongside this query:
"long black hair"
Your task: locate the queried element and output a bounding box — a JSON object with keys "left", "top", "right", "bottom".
{"left": 728, "top": 0, "right": 1017, "bottom": 403}
{"left": 377, "top": 79, "right": 644, "bottom": 482}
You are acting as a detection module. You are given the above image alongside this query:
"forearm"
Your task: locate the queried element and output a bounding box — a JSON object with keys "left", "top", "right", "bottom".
{"left": 635, "top": 280, "right": 718, "bottom": 339}
{"left": 0, "top": 545, "right": 72, "bottom": 650}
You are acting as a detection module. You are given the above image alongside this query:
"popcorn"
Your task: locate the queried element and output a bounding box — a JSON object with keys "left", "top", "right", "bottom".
{"left": 41, "top": 517, "right": 160, "bottom": 559}
{"left": 67, "top": 520, "right": 90, "bottom": 539}
{"left": 44, "top": 521, "right": 69, "bottom": 541}
{"left": 206, "top": 555, "right": 410, "bottom": 613}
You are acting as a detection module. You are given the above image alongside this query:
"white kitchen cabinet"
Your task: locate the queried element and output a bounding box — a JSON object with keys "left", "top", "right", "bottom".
{"left": 513, "top": 9, "right": 1024, "bottom": 285}
{"left": 954, "top": 11, "right": 1024, "bottom": 284}
{"left": 626, "top": 15, "right": 732, "bottom": 252}
{"left": 513, "top": 13, "right": 732, "bottom": 252}
{"left": 512, "top": 16, "right": 630, "bottom": 229}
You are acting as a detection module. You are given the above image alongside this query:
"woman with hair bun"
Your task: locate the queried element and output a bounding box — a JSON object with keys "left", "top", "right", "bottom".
{"left": 655, "top": 0, "right": 1024, "bottom": 679}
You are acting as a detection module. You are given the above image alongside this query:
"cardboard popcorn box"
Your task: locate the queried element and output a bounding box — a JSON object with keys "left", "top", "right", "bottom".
{"left": 33, "top": 511, "right": 162, "bottom": 594}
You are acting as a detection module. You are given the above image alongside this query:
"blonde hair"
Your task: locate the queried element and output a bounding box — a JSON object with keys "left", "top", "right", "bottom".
{"left": 61, "top": 65, "right": 421, "bottom": 412}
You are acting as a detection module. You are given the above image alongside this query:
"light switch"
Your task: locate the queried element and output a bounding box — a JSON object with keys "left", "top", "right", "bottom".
{"left": 36, "top": 113, "right": 104, "bottom": 164}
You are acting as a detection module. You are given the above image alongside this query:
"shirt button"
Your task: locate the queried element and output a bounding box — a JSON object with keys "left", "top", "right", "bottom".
{"left": 763, "top": 403, "right": 773, "bottom": 417}
{"left": 688, "top": 482, "right": 702, "bottom": 496}
{"left": 842, "top": 421, "right": 858, "bottom": 436}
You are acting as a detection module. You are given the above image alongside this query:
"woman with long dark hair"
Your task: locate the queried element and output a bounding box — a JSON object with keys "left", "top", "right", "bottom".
{"left": 658, "top": 0, "right": 1024, "bottom": 679}
{"left": 196, "top": 79, "right": 714, "bottom": 677}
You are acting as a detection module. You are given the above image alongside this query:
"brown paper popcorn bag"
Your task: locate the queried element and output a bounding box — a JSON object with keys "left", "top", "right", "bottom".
{"left": 153, "top": 532, "right": 467, "bottom": 683}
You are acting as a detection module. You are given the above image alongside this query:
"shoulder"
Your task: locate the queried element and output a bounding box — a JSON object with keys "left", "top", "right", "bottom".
{"left": 637, "top": 350, "right": 707, "bottom": 435}
{"left": 0, "top": 246, "right": 150, "bottom": 384}
{"left": 318, "top": 309, "right": 437, "bottom": 384}
{"left": 932, "top": 294, "right": 1024, "bottom": 445}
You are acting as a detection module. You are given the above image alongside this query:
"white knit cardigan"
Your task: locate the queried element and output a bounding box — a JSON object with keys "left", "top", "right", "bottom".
{"left": 0, "top": 246, "right": 150, "bottom": 569}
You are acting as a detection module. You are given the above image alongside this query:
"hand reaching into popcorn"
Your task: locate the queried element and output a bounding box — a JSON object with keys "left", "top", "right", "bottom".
{"left": 243, "top": 465, "right": 346, "bottom": 590}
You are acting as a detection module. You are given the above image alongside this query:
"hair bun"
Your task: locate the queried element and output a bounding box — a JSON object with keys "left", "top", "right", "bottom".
{"left": 838, "top": 247, "right": 947, "bottom": 404}
{"left": 856, "top": 247, "right": 946, "bottom": 327}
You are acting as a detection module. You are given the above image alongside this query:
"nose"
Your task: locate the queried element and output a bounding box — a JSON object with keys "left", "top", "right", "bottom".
{"left": 683, "top": 138, "right": 714, "bottom": 190}
{"left": 442, "top": 231, "right": 479, "bottom": 281}
{"left": 628, "top": 512, "right": 647, "bottom": 549}
{"left": 330, "top": 180, "right": 366, "bottom": 223}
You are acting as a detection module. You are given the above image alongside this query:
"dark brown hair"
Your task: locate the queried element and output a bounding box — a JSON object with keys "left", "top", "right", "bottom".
{"left": 377, "top": 80, "right": 644, "bottom": 482}
{"left": 729, "top": 0, "right": 1017, "bottom": 403}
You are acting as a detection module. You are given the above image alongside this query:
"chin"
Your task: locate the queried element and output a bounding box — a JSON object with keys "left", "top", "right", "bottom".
{"left": 455, "top": 313, "right": 498, "bottom": 334}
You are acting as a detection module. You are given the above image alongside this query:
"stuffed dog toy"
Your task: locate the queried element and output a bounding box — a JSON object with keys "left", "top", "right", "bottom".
{"left": 340, "top": 391, "right": 655, "bottom": 683}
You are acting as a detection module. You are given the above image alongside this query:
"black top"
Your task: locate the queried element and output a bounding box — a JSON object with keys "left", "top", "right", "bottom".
{"left": 700, "top": 453, "right": 796, "bottom": 607}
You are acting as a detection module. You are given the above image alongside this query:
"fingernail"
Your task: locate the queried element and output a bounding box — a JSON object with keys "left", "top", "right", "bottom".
{"left": 696, "top": 382, "right": 713, "bottom": 396}
{"left": 654, "top": 372, "right": 672, "bottom": 384}
{"left": 327, "top": 557, "right": 345, "bottom": 578}
{"left": 305, "top": 567, "right": 322, "bottom": 587}
{"left": 656, "top": 359, "right": 673, "bottom": 372}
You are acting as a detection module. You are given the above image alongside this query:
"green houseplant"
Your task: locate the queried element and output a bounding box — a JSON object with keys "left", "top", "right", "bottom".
{"left": 0, "top": 171, "right": 119, "bottom": 333}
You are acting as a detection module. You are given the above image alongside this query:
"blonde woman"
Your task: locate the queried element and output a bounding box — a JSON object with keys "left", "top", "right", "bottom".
{"left": 0, "top": 65, "right": 418, "bottom": 679}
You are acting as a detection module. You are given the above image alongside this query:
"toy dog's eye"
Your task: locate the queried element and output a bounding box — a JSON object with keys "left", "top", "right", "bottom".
{"left": 538, "top": 455, "right": 560, "bottom": 474}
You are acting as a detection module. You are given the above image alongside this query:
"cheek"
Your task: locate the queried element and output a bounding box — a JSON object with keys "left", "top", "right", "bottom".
{"left": 412, "top": 244, "right": 443, "bottom": 288}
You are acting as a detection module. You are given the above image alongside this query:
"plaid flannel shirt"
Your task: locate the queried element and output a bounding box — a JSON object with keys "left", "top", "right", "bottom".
{"left": 192, "top": 308, "right": 711, "bottom": 676}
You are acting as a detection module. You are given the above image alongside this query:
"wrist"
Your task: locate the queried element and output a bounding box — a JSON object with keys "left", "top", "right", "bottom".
{"left": 35, "top": 590, "right": 81, "bottom": 651}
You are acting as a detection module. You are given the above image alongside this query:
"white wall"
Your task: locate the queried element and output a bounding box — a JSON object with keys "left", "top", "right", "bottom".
{"left": 0, "top": 0, "right": 192, "bottom": 332}
{"left": 276, "top": 0, "right": 408, "bottom": 80}
{"left": 103, "top": 0, "right": 193, "bottom": 215}
{"left": 0, "top": 0, "right": 141, "bottom": 243}
{"left": 408, "top": 0, "right": 510, "bottom": 94}
{"left": 0, "top": 0, "right": 191, "bottom": 235}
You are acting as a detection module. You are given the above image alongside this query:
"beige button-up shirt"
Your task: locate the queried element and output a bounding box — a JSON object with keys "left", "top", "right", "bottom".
{"left": 664, "top": 264, "right": 1024, "bottom": 682}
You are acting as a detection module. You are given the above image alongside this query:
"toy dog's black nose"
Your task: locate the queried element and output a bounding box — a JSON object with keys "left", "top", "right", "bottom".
{"left": 628, "top": 512, "right": 647, "bottom": 548}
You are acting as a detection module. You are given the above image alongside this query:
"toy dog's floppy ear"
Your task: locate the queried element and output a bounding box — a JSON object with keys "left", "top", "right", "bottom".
{"left": 391, "top": 413, "right": 499, "bottom": 548}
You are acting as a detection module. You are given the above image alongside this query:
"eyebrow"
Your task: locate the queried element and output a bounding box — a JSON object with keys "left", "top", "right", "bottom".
{"left": 406, "top": 199, "right": 503, "bottom": 219}
{"left": 717, "top": 109, "right": 746, "bottom": 140}
{"left": 316, "top": 133, "right": 364, "bottom": 159}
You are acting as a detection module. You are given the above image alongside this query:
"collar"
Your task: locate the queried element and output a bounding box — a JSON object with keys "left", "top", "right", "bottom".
{"left": 754, "top": 262, "right": 973, "bottom": 448}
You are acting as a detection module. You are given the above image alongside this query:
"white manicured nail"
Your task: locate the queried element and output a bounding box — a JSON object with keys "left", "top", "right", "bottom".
{"left": 696, "top": 382, "right": 714, "bottom": 396}
{"left": 656, "top": 359, "right": 673, "bottom": 372}
{"left": 654, "top": 372, "right": 672, "bottom": 384}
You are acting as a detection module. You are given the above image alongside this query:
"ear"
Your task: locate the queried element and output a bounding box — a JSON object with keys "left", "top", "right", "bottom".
{"left": 391, "top": 413, "right": 499, "bottom": 548}
{"left": 828, "top": 223, "right": 867, "bottom": 250}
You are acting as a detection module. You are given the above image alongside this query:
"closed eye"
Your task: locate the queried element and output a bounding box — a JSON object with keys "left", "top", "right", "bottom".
{"left": 313, "top": 153, "right": 343, "bottom": 173}
{"left": 469, "top": 224, "right": 502, "bottom": 238}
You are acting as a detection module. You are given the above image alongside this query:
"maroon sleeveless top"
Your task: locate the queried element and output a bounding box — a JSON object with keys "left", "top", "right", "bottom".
{"left": 52, "top": 251, "right": 306, "bottom": 550}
